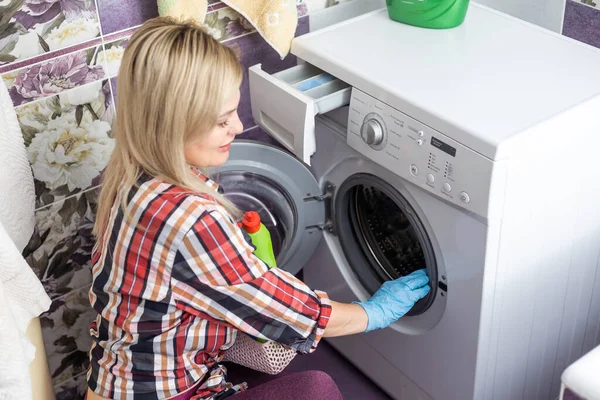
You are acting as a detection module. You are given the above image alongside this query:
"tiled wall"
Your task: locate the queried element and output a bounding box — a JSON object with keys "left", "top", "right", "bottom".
{"left": 0, "top": 0, "right": 353, "bottom": 398}
{"left": 563, "top": 0, "right": 600, "bottom": 48}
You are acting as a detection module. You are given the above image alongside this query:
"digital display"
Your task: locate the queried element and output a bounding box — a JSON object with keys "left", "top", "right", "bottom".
{"left": 431, "top": 136, "right": 456, "bottom": 157}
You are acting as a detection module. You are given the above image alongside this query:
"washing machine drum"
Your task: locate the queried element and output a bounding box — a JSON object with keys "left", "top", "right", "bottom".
{"left": 215, "top": 171, "right": 295, "bottom": 261}
{"left": 336, "top": 174, "right": 438, "bottom": 316}
{"left": 354, "top": 186, "right": 425, "bottom": 279}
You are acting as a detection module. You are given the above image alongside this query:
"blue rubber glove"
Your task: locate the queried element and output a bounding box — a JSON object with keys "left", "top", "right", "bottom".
{"left": 354, "top": 269, "right": 431, "bottom": 332}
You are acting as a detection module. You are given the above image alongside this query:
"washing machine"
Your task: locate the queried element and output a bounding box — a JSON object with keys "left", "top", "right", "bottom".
{"left": 216, "top": 4, "right": 600, "bottom": 400}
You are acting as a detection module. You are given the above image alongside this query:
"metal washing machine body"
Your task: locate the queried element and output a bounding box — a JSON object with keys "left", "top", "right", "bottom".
{"left": 304, "top": 107, "right": 493, "bottom": 400}
{"left": 217, "top": 103, "right": 497, "bottom": 400}
{"left": 217, "top": 5, "right": 600, "bottom": 400}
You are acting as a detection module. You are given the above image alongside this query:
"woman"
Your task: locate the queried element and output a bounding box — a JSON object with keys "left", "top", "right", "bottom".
{"left": 87, "top": 18, "right": 430, "bottom": 400}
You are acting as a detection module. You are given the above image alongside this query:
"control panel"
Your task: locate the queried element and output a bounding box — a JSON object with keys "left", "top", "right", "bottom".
{"left": 347, "top": 88, "right": 494, "bottom": 217}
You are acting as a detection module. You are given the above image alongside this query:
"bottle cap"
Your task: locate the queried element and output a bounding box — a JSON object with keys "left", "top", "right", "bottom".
{"left": 241, "top": 211, "right": 261, "bottom": 234}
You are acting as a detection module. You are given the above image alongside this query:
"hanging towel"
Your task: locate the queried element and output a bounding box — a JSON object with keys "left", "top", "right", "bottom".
{"left": 158, "top": 0, "right": 299, "bottom": 59}
{"left": 158, "top": 0, "right": 209, "bottom": 26}
{"left": 0, "top": 79, "right": 52, "bottom": 400}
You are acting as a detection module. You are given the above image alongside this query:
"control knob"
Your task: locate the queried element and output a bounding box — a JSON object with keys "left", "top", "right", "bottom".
{"left": 361, "top": 118, "right": 384, "bottom": 146}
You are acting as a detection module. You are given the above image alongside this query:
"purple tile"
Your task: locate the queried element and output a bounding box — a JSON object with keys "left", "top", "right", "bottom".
{"left": 298, "top": 3, "right": 309, "bottom": 18}
{"left": 0, "top": 0, "right": 101, "bottom": 70}
{"left": 103, "top": 27, "right": 138, "bottom": 43}
{"left": 2, "top": 45, "right": 106, "bottom": 107}
{"left": 0, "top": 38, "right": 103, "bottom": 75}
{"left": 209, "top": 2, "right": 229, "bottom": 11}
{"left": 40, "top": 286, "right": 95, "bottom": 385}
{"left": 96, "top": 0, "right": 159, "bottom": 35}
{"left": 54, "top": 373, "right": 88, "bottom": 400}
{"left": 205, "top": 7, "right": 257, "bottom": 42}
{"left": 101, "top": 37, "right": 129, "bottom": 78}
{"left": 110, "top": 76, "right": 118, "bottom": 105}
{"left": 24, "top": 188, "right": 98, "bottom": 297}
{"left": 563, "top": 0, "right": 600, "bottom": 49}
{"left": 16, "top": 80, "right": 115, "bottom": 208}
{"left": 231, "top": 16, "right": 310, "bottom": 134}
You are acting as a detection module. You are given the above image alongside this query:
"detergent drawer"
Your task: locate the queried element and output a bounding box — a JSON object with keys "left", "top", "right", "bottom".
{"left": 249, "top": 63, "right": 351, "bottom": 165}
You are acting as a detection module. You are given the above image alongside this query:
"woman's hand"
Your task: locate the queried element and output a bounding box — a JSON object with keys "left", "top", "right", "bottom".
{"left": 355, "top": 269, "right": 430, "bottom": 332}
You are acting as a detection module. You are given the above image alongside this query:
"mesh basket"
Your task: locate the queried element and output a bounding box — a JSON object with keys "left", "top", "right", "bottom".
{"left": 223, "top": 333, "right": 297, "bottom": 375}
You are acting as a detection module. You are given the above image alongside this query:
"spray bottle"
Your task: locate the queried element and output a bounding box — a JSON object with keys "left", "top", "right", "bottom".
{"left": 240, "top": 211, "right": 277, "bottom": 268}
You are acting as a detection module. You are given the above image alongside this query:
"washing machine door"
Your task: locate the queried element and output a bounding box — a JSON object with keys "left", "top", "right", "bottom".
{"left": 213, "top": 140, "right": 327, "bottom": 276}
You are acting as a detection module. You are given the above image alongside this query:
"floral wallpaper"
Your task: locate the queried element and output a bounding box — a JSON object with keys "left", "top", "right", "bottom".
{"left": 3, "top": 46, "right": 107, "bottom": 106}
{"left": 0, "top": 1, "right": 356, "bottom": 399}
{"left": 16, "top": 80, "right": 114, "bottom": 207}
{"left": 0, "top": 0, "right": 100, "bottom": 66}
{"left": 579, "top": 0, "right": 599, "bottom": 9}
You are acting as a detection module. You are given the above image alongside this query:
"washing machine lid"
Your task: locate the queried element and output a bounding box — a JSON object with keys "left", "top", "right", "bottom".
{"left": 291, "top": 6, "right": 600, "bottom": 160}
{"left": 214, "top": 140, "right": 327, "bottom": 276}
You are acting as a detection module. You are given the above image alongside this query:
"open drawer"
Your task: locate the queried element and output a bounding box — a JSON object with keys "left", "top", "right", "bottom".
{"left": 249, "top": 63, "right": 351, "bottom": 165}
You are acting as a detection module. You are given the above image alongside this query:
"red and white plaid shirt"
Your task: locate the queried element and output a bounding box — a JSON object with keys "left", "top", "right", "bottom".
{"left": 87, "top": 172, "right": 331, "bottom": 400}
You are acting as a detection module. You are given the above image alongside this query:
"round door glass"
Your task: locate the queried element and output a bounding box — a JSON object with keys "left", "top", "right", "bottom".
{"left": 335, "top": 174, "right": 437, "bottom": 316}
{"left": 214, "top": 171, "right": 296, "bottom": 261}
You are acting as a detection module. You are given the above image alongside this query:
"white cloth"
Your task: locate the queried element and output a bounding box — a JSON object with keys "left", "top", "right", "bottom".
{"left": 0, "top": 80, "right": 36, "bottom": 250}
{"left": 0, "top": 79, "right": 52, "bottom": 400}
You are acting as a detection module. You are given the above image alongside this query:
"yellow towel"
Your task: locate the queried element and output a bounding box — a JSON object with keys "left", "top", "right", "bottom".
{"left": 157, "top": 0, "right": 298, "bottom": 59}
{"left": 158, "top": 0, "right": 209, "bottom": 25}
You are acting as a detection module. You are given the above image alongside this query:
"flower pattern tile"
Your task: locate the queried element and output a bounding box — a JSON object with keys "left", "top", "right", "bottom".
{"left": 99, "top": 38, "right": 127, "bottom": 78}
{"left": 54, "top": 372, "right": 88, "bottom": 400}
{"left": 15, "top": 80, "right": 115, "bottom": 207}
{"left": 2, "top": 44, "right": 107, "bottom": 107}
{"left": 578, "top": 0, "right": 599, "bottom": 10}
{"left": 203, "top": 6, "right": 256, "bottom": 42}
{"left": 88, "top": 0, "right": 351, "bottom": 83}
{"left": 0, "top": 0, "right": 101, "bottom": 68}
{"left": 24, "top": 187, "right": 98, "bottom": 299}
{"left": 40, "top": 285, "right": 95, "bottom": 386}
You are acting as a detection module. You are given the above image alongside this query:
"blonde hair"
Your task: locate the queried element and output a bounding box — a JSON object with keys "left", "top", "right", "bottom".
{"left": 94, "top": 17, "right": 243, "bottom": 237}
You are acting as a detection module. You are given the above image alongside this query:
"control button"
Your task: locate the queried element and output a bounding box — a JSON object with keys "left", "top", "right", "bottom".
{"left": 443, "top": 183, "right": 452, "bottom": 193}
{"left": 361, "top": 118, "right": 384, "bottom": 146}
{"left": 427, "top": 174, "right": 435, "bottom": 184}
{"left": 418, "top": 130, "right": 424, "bottom": 137}
{"left": 460, "top": 191, "right": 470, "bottom": 204}
{"left": 417, "top": 139, "right": 424, "bottom": 146}
{"left": 410, "top": 165, "right": 419, "bottom": 176}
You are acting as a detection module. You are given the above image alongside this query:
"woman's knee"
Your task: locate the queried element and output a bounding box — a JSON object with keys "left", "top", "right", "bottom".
{"left": 288, "top": 370, "right": 343, "bottom": 399}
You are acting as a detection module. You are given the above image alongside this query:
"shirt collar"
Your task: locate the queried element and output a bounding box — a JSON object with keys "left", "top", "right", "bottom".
{"left": 191, "top": 166, "right": 223, "bottom": 194}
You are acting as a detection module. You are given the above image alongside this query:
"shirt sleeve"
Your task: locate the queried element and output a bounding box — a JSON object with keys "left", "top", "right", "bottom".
{"left": 170, "top": 205, "right": 331, "bottom": 354}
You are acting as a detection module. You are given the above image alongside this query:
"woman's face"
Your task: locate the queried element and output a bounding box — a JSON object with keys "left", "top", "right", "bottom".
{"left": 184, "top": 90, "right": 243, "bottom": 168}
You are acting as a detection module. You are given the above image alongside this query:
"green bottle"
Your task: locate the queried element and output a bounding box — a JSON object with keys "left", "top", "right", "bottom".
{"left": 241, "top": 211, "right": 277, "bottom": 269}
{"left": 240, "top": 211, "right": 276, "bottom": 344}
{"left": 386, "top": 0, "right": 470, "bottom": 29}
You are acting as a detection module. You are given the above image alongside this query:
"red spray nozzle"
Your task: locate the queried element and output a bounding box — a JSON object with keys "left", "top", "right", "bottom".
{"left": 241, "top": 211, "right": 261, "bottom": 234}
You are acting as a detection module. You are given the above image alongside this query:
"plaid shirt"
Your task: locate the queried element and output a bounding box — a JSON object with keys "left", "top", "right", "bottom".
{"left": 87, "top": 172, "right": 332, "bottom": 400}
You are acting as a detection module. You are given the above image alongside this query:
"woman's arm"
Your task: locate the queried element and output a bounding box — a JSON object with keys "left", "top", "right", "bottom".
{"left": 171, "top": 207, "right": 333, "bottom": 354}
{"left": 328, "top": 270, "right": 430, "bottom": 334}
{"left": 324, "top": 301, "right": 368, "bottom": 337}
